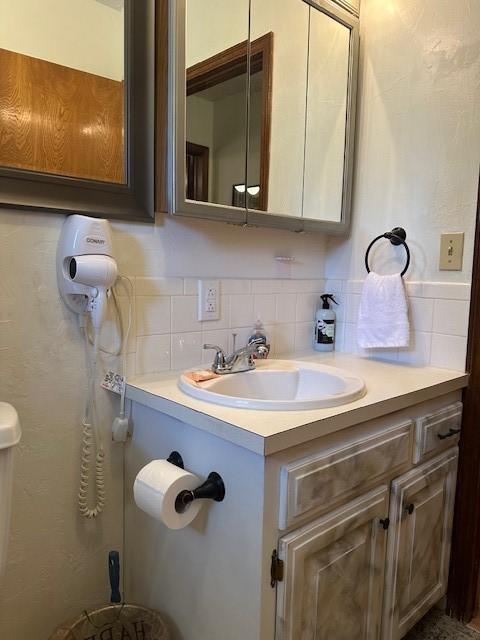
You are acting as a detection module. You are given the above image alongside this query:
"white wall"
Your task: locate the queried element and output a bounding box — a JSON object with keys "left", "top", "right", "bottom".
{"left": 325, "top": 0, "right": 480, "bottom": 283}
{"left": 0, "top": 0, "right": 124, "bottom": 80}
{"left": 0, "top": 211, "right": 324, "bottom": 639}
{"left": 1, "top": 0, "right": 480, "bottom": 637}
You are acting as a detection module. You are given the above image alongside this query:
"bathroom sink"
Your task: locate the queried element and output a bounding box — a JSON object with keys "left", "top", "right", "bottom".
{"left": 178, "top": 360, "right": 366, "bottom": 411}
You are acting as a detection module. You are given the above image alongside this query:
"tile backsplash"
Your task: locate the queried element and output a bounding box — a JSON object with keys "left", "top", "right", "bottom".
{"left": 118, "top": 277, "right": 470, "bottom": 376}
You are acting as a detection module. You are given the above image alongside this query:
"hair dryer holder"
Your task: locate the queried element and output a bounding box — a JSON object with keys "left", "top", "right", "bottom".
{"left": 56, "top": 214, "right": 117, "bottom": 317}
{"left": 166, "top": 451, "right": 226, "bottom": 513}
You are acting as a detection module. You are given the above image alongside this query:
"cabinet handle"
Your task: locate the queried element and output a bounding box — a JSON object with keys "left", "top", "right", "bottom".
{"left": 379, "top": 518, "right": 390, "bottom": 530}
{"left": 405, "top": 503, "right": 415, "bottom": 515}
{"left": 437, "top": 427, "right": 461, "bottom": 440}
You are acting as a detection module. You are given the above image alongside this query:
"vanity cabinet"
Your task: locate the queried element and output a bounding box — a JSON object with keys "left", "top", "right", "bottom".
{"left": 125, "top": 385, "right": 464, "bottom": 640}
{"left": 382, "top": 449, "right": 458, "bottom": 640}
{"left": 276, "top": 487, "right": 389, "bottom": 640}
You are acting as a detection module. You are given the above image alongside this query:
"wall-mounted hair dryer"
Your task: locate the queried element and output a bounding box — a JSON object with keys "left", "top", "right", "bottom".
{"left": 57, "top": 215, "right": 118, "bottom": 331}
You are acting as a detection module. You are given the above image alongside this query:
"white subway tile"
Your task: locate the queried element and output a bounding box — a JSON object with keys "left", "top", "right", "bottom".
{"left": 251, "top": 279, "right": 283, "bottom": 294}
{"left": 333, "top": 322, "right": 346, "bottom": 352}
{"left": 295, "top": 322, "right": 314, "bottom": 353}
{"left": 274, "top": 324, "right": 295, "bottom": 355}
{"left": 201, "top": 329, "right": 230, "bottom": 364}
{"left": 344, "top": 323, "right": 367, "bottom": 356}
{"left": 430, "top": 334, "right": 467, "bottom": 371}
{"left": 433, "top": 299, "right": 470, "bottom": 336}
{"left": 346, "top": 294, "right": 361, "bottom": 324}
{"left": 404, "top": 281, "right": 424, "bottom": 297}
{"left": 229, "top": 294, "right": 255, "bottom": 328}
{"left": 118, "top": 297, "right": 137, "bottom": 353}
{"left": 171, "top": 296, "right": 201, "bottom": 333}
{"left": 183, "top": 278, "right": 197, "bottom": 295}
{"left": 344, "top": 280, "right": 364, "bottom": 294}
{"left": 398, "top": 332, "right": 432, "bottom": 366}
{"left": 423, "top": 282, "right": 471, "bottom": 301}
{"left": 135, "top": 335, "right": 171, "bottom": 375}
{"left": 136, "top": 296, "right": 171, "bottom": 336}
{"left": 114, "top": 276, "right": 135, "bottom": 297}
{"left": 125, "top": 351, "right": 136, "bottom": 379}
{"left": 221, "top": 279, "right": 251, "bottom": 294}
{"left": 254, "top": 294, "right": 276, "bottom": 324}
{"left": 295, "top": 279, "right": 325, "bottom": 293}
{"left": 296, "top": 293, "right": 318, "bottom": 322}
{"left": 408, "top": 297, "right": 434, "bottom": 333}
{"left": 229, "top": 327, "right": 253, "bottom": 352}
{"left": 171, "top": 332, "right": 203, "bottom": 371}
{"left": 324, "top": 279, "right": 344, "bottom": 293}
{"left": 276, "top": 293, "right": 297, "bottom": 324}
{"left": 135, "top": 277, "right": 183, "bottom": 296}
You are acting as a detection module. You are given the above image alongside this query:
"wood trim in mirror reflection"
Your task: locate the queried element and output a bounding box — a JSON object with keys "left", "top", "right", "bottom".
{"left": 0, "top": 47, "right": 125, "bottom": 184}
{"left": 185, "top": 33, "right": 273, "bottom": 212}
{"left": 186, "top": 142, "right": 209, "bottom": 201}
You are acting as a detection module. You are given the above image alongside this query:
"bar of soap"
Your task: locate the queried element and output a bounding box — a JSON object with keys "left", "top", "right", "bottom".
{"left": 184, "top": 370, "right": 220, "bottom": 383}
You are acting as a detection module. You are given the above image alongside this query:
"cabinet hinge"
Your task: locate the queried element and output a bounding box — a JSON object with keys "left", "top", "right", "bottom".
{"left": 380, "top": 517, "right": 390, "bottom": 530}
{"left": 270, "top": 550, "right": 284, "bottom": 588}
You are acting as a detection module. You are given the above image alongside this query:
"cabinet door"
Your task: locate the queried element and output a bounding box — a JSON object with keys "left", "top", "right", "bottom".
{"left": 276, "top": 486, "right": 389, "bottom": 640}
{"left": 382, "top": 448, "right": 459, "bottom": 640}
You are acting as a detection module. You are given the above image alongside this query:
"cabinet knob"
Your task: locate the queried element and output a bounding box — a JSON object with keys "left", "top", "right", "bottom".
{"left": 405, "top": 503, "right": 415, "bottom": 515}
{"left": 379, "top": 518, "right": 390, "bottom": 530}
{"left": 437, "top": 427, "right": 461, "bottom": 440}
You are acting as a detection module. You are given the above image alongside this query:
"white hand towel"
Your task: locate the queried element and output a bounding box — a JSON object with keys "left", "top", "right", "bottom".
{"left": 357, "top": 272, "right": 410, "bottom": 349}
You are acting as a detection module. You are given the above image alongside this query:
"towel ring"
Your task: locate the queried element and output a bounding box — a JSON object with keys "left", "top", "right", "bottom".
{"left": 365, "top": 227, "right": 410, "bottom": 277}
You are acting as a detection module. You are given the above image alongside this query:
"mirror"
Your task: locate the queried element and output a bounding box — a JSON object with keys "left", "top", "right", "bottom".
{"left": 303, "top": 6, "right": 351, "bottom": 221}
{"left": 0, "top": 0, "right": 125, "bottom": 183}
{"left": 248, "top": 0, "right": 309, "bottom": 217}
{"left": 185, "top": 0, "right": 250, "bottom": 208}
{"left": 0, "top": 0, "right": 154, "bottom": 221}
{"left": 171, "top": 0, "right": 359, "bottom": 232}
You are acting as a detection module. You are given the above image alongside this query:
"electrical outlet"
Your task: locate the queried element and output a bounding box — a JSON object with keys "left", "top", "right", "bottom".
{"left": 198, "top": 279, "right": 220, "bottom": 321}
{"left": 439, "top": 233, "right": 464, "bottom": 271}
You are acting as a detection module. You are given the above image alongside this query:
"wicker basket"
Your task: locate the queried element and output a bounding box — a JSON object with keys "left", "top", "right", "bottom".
{"left": 49, "top": 604, "right": 170, "bottom": 640}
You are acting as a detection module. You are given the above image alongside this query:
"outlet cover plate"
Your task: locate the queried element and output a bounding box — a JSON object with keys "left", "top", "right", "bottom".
{"left": 439, "top": 232, "right": 464, "bottom": 271}
{"left": 198, "top": 279, "right": 220, "bottom": 321}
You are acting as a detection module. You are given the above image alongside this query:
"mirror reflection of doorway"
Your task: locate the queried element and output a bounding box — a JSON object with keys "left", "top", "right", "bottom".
{"left": 186, "top": 142, "right": 209, "bottom": 201}
{"left": 185, "top": 33, "right": 273, "bottom": 210}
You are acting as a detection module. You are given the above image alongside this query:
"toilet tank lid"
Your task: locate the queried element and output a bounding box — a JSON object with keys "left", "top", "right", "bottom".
{"left": 0, "top": 403, "right": 21, "bottom": 449}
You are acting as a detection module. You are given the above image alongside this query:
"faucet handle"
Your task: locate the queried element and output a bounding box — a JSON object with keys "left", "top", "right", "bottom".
{"left": 203, "top": 344, "right": 226, "bottom": 369}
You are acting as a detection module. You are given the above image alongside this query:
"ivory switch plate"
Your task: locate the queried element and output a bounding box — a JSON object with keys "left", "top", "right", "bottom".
{"left": 439, "top": 233, "right": 464, "bottom": 271}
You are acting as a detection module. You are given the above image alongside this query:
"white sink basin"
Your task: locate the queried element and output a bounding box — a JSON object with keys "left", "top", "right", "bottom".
{"left": 178, "top": 359, "right": 366, "bottom": 411}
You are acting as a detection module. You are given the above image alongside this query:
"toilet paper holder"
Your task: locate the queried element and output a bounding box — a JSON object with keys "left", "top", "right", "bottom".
{"left": 167, "top": 451, "right": 226, "bottom": 513}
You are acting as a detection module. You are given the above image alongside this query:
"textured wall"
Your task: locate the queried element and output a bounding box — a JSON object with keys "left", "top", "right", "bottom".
{"left": 0, "top": 210, "right": 324, "bottom": 640}
{"left": 1, "top": 0, "right": 480, "bottom": 637}
{"left": 326, "top": 0, "right": 480, "bottom": 283}
{"left": 0, "top": 0, "right": 124, "bottom": 80}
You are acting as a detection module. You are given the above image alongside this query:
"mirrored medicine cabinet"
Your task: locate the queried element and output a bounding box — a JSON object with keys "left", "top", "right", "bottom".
{"left": 167, "top": 0, "right": 359, "bottom": 234}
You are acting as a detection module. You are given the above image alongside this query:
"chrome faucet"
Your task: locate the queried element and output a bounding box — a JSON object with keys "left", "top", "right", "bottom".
{"left": 204, "top": 336, "right": 270, "bottom": 375}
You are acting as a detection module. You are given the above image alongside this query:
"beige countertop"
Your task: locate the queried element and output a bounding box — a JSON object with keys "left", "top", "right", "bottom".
{"left": 126, "top": 353, "right": 468, "bottom": 456}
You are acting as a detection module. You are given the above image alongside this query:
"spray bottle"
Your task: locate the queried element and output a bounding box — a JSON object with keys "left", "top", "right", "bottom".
{"left": 314, "top": 294, "right": 338, "bottom": 352}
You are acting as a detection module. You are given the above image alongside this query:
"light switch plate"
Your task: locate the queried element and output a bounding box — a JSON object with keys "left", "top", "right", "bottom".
{"left": 198, "top": 279, "right": 220, "bottom": 321}
{"left": 439, "top": 233, "right": 464, "bottom": 271}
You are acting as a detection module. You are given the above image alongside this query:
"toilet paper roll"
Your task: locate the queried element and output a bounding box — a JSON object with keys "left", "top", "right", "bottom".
{"left": 133, "top": 459, "right": 203, "bottom": 530}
